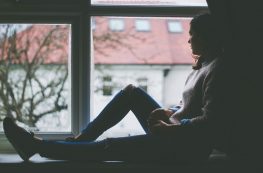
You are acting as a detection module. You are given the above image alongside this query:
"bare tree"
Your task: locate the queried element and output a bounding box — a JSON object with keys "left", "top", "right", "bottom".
{"left": 0, "top": 24, "right": 69, "bottom": 129}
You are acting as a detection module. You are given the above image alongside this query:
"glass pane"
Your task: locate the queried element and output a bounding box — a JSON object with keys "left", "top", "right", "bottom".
{"left": 109, "top": 18, "right": 125, "bottom": 31}
{"left": 135, "top": 19, "right": 151, "bottom": 32}
{"left": 91, "top": 0, "right": 207, "bottom": 6}
{"left": 91, "top": 16, "right": 193, "bottom": 139}
{"left": 0, "top": 24, "right": 71, "bottom": 132}
{"left": 168, "top": 20, "right": 183, "bottom": 33}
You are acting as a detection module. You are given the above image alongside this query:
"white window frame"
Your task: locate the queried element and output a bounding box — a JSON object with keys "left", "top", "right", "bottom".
{"left": 0, "top": 0, "right": 208, "bottom": 152}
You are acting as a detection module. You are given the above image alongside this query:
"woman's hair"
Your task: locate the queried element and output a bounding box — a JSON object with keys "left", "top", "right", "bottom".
{"left": 190, "top": 13, "right": 223, "bottom": 70}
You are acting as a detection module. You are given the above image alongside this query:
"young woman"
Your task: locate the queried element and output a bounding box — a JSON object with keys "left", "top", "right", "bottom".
{"left": 3, "top": 13, "right": 225, "bottom": 162}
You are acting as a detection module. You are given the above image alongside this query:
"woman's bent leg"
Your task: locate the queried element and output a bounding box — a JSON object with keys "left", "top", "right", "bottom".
{"left": 128, "top": 87, "right": 161, "bottom": 132}
{"left": 80, "top": 85, "right": 161, "bottom": 141}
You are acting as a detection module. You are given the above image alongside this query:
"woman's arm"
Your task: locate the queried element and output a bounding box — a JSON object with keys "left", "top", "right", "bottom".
{"left": 150, "top": 62, "right": 222, "bottom": 135}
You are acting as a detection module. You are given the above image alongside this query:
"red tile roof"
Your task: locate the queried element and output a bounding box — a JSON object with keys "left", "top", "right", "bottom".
{"left": 0, "top": 24, "right": 69, "bottom": 64}
{"left": 93, "top": 17, "right": 194, "bottom": 65}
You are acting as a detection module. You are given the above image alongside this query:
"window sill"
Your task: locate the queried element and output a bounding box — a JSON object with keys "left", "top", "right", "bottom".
{"left": 0, "top": 152, "right": 245, "bottom": 173}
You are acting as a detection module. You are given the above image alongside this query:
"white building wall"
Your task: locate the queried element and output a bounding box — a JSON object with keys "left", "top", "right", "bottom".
{"left": 163, "top": 65, "right": 193, "bottom": 107}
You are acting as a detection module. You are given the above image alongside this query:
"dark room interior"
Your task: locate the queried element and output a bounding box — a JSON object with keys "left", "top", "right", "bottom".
{"left": 0, "top": 0, "right": 262, "bottom": 172}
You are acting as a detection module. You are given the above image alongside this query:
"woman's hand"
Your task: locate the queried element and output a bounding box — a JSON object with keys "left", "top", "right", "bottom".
{"left": 148, "top": 120, "right": 182, "bottom": 135}
{"left": 148, "top": 108, "right": 173, "bottom": 125}
{"left": 147, "top": 108, "right": 175, "bottom": 134}
{"left": 147, "top": 108, "right": 183, "bottom": 134}
{"left": 148, "top": 120, "right": 170, "bottom": 134}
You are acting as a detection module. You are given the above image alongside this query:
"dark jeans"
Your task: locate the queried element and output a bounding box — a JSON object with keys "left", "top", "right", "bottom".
{"left": 39, "top": 87, "right": 212, "bottom": 162}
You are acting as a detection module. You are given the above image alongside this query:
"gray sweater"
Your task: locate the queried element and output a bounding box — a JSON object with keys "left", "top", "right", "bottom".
{"left": 172, "top": 56, "right": 231, "bottom": 152}
{"left": 173, "top": 57, "right": 221, "bottom": 127}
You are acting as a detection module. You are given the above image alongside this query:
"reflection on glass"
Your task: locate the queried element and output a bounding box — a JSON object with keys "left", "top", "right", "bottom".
{"left": 0, "top": 24, "right": 71, "bottom": 132}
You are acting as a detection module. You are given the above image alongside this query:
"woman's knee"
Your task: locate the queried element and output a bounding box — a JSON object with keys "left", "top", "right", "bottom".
{"left": 123, "top": 84, "right": 136, "bottom": 94}
{"left": 123, "top": 84, "right": 136, "bottom": 91}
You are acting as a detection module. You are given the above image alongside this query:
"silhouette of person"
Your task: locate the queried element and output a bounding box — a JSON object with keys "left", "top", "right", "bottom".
{"left": 4, "top": 13, "right": 226, "bottom": 162}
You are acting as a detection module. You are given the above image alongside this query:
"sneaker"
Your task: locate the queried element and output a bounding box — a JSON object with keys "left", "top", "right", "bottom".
{"left": 3, "top": 117, "right": 37, "bottom": 161}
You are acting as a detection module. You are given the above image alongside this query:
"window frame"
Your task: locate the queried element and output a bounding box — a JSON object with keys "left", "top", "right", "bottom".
{"left": 0, "top": 0, "right": 208, "bottom": 152}
{"left": 0, "top": 7, "right": 87, "bottom": 152}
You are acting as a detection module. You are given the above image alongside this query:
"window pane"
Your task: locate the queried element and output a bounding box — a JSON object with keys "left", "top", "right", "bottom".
{"left": 0, "top": 24, "right": 71, "bottom": 132}
{"left": 135, "top": 19, "right": 151, "bottom": 32}
{"left": 137, "top": 77, "right": 148, "bottom": 92}
{"left": 109, "top": 18, "right": 125, "bottom": 31}
{"left": 91, "top": 16, "right": 193, "bottom": 139}
{"left": 168, "top": 20, "right": 183, "bottom": 33}
{"left": 91, "top": 0, "right": 207, "bottom": 6}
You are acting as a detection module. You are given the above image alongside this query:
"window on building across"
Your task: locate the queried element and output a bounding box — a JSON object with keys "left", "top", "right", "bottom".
{"left": 109, "top": 18, "right": 125, "bottom": 31}
{"left": 168, "top": 21, "right": 183, "bottom": 33}
{"left": 103, "top": 76, "right": 113, "bottom": 96}
{"left": 137, "top": 77, "right": 148, "bottom": 92}
{"left": 91, "top": 18, "right": 96, "bottom": 30}
{"left": 135, "top": 19, "right": 151, "bottom": 32}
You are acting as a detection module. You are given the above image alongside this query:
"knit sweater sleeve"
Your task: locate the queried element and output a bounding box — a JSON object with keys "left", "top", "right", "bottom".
{"left": 188, "top": 62, "right": 220, "bottom": 129}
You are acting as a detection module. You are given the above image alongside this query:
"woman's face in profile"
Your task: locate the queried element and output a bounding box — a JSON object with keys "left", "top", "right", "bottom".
{"left": 188, "top": 26, "right": 204, "bottom": 56}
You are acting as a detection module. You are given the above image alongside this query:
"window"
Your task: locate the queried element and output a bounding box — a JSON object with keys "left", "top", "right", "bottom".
{"left": 0, "top": 0, "right": 208, "bottom": 151}
{"left": 90, "top": 0, "right": 208, "bottom": 139}
{"left": 102, "top": 76, "right": 113, "bottom": 96}
{"left": 91, "top": 18, "right": 96, "bottom": 30}
{"left": 137, "top": 77, "right": 148, "bottom": 92}
{"left": 92, "top": 16, "right": 197, "bottom": 138}
{"left": 135, "top": 19, "right": 151, "bottom": 32}
{"left": 168, "top": 21, "right": 183, "bottom": 33}
{"left": 109, "top": 18, "right": 125, "bottom": 31}
{"left": 0, "top": 24, "right": 71, "bottom": 132}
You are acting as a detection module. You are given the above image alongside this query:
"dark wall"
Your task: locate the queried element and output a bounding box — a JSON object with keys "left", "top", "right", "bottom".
{"left": 207, "top": 0, "right": 263, "bottom": 162}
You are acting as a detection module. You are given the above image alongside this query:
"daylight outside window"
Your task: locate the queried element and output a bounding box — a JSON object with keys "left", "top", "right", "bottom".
{"left": 0, "top": 24, "right": 71, "bottom": 132}
{"left": 92, "top": 16, "right": 194, "bottom": 139}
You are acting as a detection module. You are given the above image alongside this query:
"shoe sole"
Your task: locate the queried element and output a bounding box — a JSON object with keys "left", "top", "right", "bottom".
{"left": 6, "top": 134, "right": 30, "bottom": 161}
{"left": 3, "top": 118, "right": 30, "bottom": 161}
